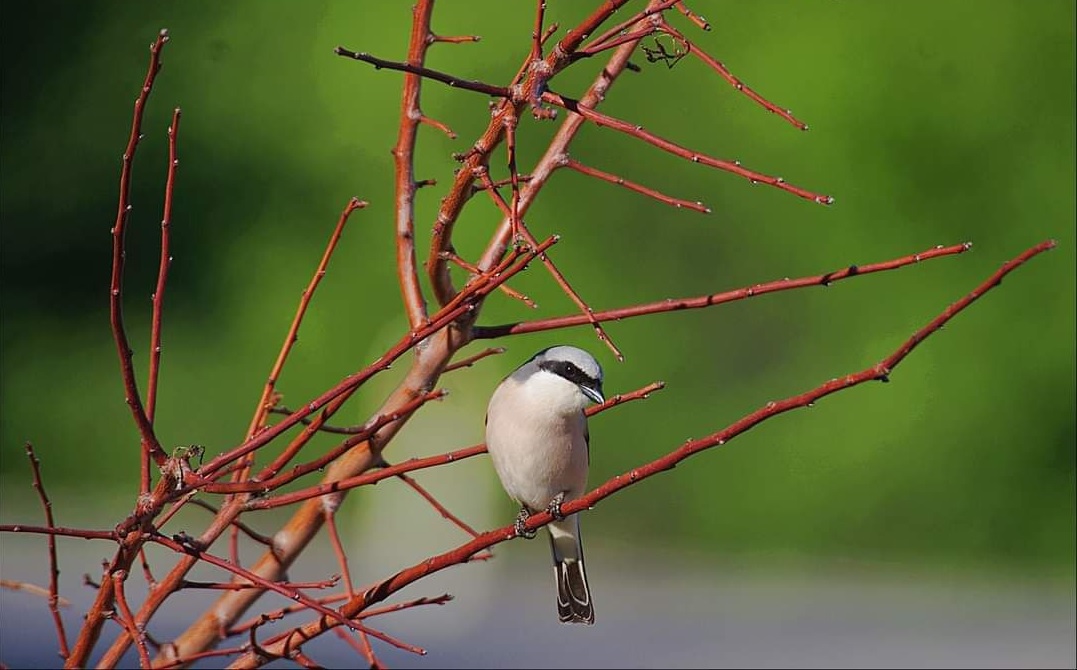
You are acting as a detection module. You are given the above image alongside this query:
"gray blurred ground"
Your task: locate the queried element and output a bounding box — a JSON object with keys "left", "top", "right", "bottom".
{"left": 1, "top": 533, "right": 1072, "bottom": 669}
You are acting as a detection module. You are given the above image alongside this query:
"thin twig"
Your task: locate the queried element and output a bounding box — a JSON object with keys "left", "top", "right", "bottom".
{"left": 108, "top": 29, "right": 170, "bottom": 474}
{"left": 180, "top": 576, "right": 339, "bottom": 591}
{"left": 245, "top": 380, "right": 665, "bottom": 511}
{"left": 475, "top": 168, "right": 625, "bottom": 360}
{"left": 475, "top": 242, "right": 974, "bottom": 339}
{"left": 0, "top": 580, "right": 70, "bottom": 607}
{"left": 226, "top": 594, "right": 350, "bottom": 638}
{"left": 395, "top": 470, "right": 487, "bottom": 541}
{"left": 334, "top": 47, "right": 511, "bottom": 98}
{"left": 201, "top": 390, "right": 447, "bottom": 495}
{"left": 562, "top": 157, "right": 710, "bottom": 213}
{"left": 137, "top": 548, "right": 157, "bottom": 591}
{"left": 184, "top": 498, "right": 275, "bottom": 546}
{"left": 542, "top": 89, "right": 831, "bottom": 203}
{"left": 443, "top": 347, "right": 506, "bottom": 373}
{"left": 442, "top": 249, "right": 537, "bottom": 307}
{"left": 658, "top": 18, "right": 806, "bottom": 129}
{"left": 267, "top": 406, "right": 368, "bottom": 435}
{"left": 428, "top": 33, "right": 481, "bottom": 44}
{"left": 243, "top": 197, "right": 367, "bottom": 440}
{"left": 111, "top": 571, "right": 150, "bottom": 668}
{"left": 25, "top": 443, "right": 69, "bottom": 659}
{"left": 147, "top": 534, "right": 375, "bottom": 640}
{"left": 144, "top": 107, "right": 182, "bottom": 493}
{"left": 357, "top": 594, "right": 453, "bottom": 620}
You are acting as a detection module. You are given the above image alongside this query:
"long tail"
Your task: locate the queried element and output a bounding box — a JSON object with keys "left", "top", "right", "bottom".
{"left": 548, "top": 516, "right": 595, "bottom": 625}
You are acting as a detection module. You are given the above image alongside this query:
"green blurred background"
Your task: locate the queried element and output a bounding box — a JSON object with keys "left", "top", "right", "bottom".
{"left": 1, "top": 0, "right": 1073, "bottom": 585}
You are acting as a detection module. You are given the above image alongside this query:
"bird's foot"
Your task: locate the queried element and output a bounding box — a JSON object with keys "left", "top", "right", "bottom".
{"left": 546, "top": 492, "right": 567, "bottom": 521}
{"left": 514, "top": 507, "right": 536, "bottom": 539}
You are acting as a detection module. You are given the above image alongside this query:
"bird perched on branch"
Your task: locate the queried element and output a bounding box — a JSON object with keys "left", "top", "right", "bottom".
{"left": 485, "top": 345, "right": 605, "bottom": 625}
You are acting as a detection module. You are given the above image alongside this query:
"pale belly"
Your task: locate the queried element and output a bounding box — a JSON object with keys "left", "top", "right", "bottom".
{"left": 486, "top": 410, "right": 589, "bottom": 512}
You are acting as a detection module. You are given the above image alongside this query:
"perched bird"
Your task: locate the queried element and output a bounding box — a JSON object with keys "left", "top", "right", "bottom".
{"left": 485, "top": 345, "right": 605, "bottom": 625}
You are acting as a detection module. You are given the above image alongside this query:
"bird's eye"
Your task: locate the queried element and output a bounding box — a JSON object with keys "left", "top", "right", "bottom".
{"left": 565, "top": 363, "right": 579, "bottom": 375}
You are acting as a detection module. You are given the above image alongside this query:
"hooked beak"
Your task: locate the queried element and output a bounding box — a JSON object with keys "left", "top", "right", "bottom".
{"left": 580, "top": 383, "right": 605, "bottom": 405}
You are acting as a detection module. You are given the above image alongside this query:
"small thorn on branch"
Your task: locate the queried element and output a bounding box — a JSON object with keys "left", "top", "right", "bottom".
{"left": 444, "top": 347, "right": 507, "bottom": 373}
{"left": 541, "top": 22, "right": 560, "bottom": 45}
{"left": 428, "top": 33, "right": 481, "bottom": 45}
{"left": 419, "top": 114, "right": 457, "bottom": 139}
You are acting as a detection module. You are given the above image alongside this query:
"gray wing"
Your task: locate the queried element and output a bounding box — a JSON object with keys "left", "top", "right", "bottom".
{"left": 584, "top": 413, "right": 590, "bottom": 464}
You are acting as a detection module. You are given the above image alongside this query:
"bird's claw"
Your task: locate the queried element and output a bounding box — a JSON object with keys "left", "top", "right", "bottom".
{"left": 546, "top": 492, "right": 566, "bottom": 521}
{"left": 515, "top": 507, "right": 536, "bottom": 539}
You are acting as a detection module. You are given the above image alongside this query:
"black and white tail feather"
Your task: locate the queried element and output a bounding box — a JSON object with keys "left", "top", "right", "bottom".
{"left": 549, "top": 516, "right": 594, "bottom": 625}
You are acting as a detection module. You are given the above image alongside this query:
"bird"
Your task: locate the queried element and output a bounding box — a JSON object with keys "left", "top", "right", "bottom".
{"left": 484, "top": 345, "right": 605, "bottom": 625}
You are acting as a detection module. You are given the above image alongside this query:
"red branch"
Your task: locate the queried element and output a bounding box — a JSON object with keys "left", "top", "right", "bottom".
{"left": 392, "top": 0, "right": 435, "bottom": 328}
{"left": 109, "top": 29, "right": 170, "bottom": 470}
{"left": 244, "top": 197, "right": 367, "bottom": 440}
{"left": 25, "top": 444, "right": 69, "bottom": 660}
{"left": 0, "top": 525, "right": 116, "bottom": 541}
{"left": 236, "top": 240, "right": 1052, "bottom": 661}
{"left": 146, "top": 533, "right": 376, "bottom": 640}
{"left": 358, "top": 594, "right": 453, "bottom": 620}
{"left": 543, "top": 89, "right": 831, "bottom": 203}
{"left": 244, "top": 381, "right": 665, "bottom": 512}
{"left": 111, "top": 571, "right": 150, "bottom": 668}
{"left": 443, "top": 346, "right": 506, "bottom": 373}
{"left": 442, "top": 249, "right": 537, "bottom": 307}
{"left": 145, "top": 106, "right": 182, "bottom": 424}
{"left": 396, "top": 471, "right": 487, "bottom": 541}
{"left": 334, "top": 47, "right": 511, "bottom": 99}
{"left": 195, "top": 236, "right": 558, "bottom": 480}
{"left": 180, "top": 576, "right": 339, "bottom": 591}
{"left": 674, "top": 1, "right": 711, "bottom": 31}
{"left": 658, "top": 18, "right": 807, "bottom": 129}
{"left": 226, "top": 593, "right": 350, "bottom": 638}
{"left": 562, "top": 157, "right": 711, "bottom": 213}
{"left": 144, "top": 107, "right": 182, "bottom": 493}
{"left": 475, "top": 168, "right": 625, "bottom": 360}
{"left": 428, "top": 33, "right": 481, "bottom": 44}
{"left": 577, "top": 0, "right": 676, "bottom": 57}
{"left": 474, "top": 241, "right": 974, "bottom": 339}
{"left": 266, "top": 405, "right": 370, "bottom": 435}
{"left": 200, "top": 389, "right": 446, "bottom": 496}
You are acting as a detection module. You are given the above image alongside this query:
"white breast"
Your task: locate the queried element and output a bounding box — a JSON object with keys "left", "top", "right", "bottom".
{"left": 485, "top": 371, "right": 590, "bottom": 511}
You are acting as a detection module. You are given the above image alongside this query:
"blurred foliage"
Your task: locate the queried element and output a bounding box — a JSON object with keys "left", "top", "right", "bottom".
{"left": 1, "top": 1, "right": 1073, "bottom": 575}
